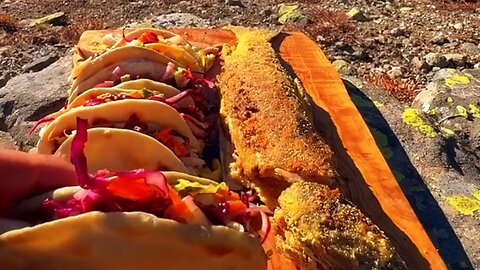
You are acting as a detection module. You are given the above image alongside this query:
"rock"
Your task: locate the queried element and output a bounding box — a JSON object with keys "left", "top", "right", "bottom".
{"left": 151, "top": 13, "right": 210, "bottom": 28}
{"left": 332, "top": 60, "right": 353, "bottom": 75}
{"left": 453, "top": 23, "right": 463, "bottom": 30}
{"left": 390, "top": 27, "right": 406, "bottom": 37}
{"left": 21, "top": 53, "right": 59, "bottom": 73}
{"left": 225, "top": 0, "right": 245, "bottom": 7}
{"left": 0, "top": 55, "right": 71, "bottom": 150}
{"left": 425, "top": 52, "right": 448, "bottom": 68}
{"left": 444, "top": 53, "right": 467, "bottom": 68}
{"left": 399, "top": 7, "right": 413, "bottom": 13}
{"left": 347, "top": 7, "right": 369, "bottom": 22}
{"left": 351, "top": 47, "right": 371, "bottom": 61}
{"left": 387, "top": 66, "right": 405, "bottom": 78}
{"left": 277, "top": 4, "right": 308, "bottom": 25}
{"left": 28, "top": 12, "right": 67, "bottom": 27}
{"left": 0, "top": 72, "right": 14, "bottom": 88}
{"left": 431, "top": 34, "right": 449, "bottom": 45}
{"left": 0, "top": 131, "right": 16, "bottom": 150}
{"left": 461, "top": 42, "right": 480, "bottom": 55}
{"left": 375, "top": 35, "right": 387, "bottom": 44}
{"left": 412, "top": 56, "right": 431, "bottom": 72}
{"left": 335, "top": 41, "right": 353, "bottom": 53}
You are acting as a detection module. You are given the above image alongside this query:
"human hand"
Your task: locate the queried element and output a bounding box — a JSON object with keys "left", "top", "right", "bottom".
{"left": 0, "top": 150, "right": 76, "bottom": 211}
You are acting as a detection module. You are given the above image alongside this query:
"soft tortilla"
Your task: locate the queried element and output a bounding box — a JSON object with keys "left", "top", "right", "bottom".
{"left": 111, "top": 28, "right": 186, "bottom": 49}
{"left": 68, "top": 59, "right": 171, "bottom": 102}
{"left": 0, "top": 212, "right": 267, "bottom": 270}
{"left": 36, "top": 99, "right": 201, "bottom": 155}
{"left": 68, "top": 81, "right": 194, "bottom": 109}
{"left": 54, "top": 128, "right": 189, "bottom": 174}
{"left": 0, "top": 175, "right": 267, "bottom": 270}
{"left": 70, "top": 46, "right": 178, "bottom": 90}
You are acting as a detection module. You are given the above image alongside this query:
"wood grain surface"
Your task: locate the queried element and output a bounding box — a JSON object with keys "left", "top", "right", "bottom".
{"left": 275, "top": 32, "right": 446, "bottom": 270}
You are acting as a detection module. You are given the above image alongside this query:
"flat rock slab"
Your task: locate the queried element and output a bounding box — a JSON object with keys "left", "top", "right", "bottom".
{"left": 0, "top": 55, "right": 71, "bottom": 150}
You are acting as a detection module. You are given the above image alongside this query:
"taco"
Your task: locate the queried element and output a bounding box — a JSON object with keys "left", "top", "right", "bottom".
{"left": 70, "top": 46, "right": 179, "bottom": 91}
{"left": 0, "top": 126, "right": 269, "bottom": 270}
{"left": 35, "top": 100, "right": 202, "bottom": 159}
{"left": 54, "top": 127, "right": 189, "bottom": 174}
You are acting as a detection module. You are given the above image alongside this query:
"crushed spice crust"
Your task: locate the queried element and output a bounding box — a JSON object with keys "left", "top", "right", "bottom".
{"left": 217, "top": 28, "right": 336, "bottom": 207}
{"left": 275, "top": 182, "right": 406, "bottom": 270}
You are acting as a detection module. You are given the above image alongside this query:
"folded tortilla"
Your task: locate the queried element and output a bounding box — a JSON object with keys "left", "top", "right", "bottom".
{"left": 36, "top": 99, "right": 201, "bottom": 155}
{"left": 0, "top": 173, "right": 267, "bottom": 270}
{"left": 69, "top": 58, "right": 175, "bottom": 102}
{"left": 67, "top": 82, "right": 194, "bottom": 109}
{"left": 54, "top": 128, "right": 189, "bottom": 174}
{"left": 70, "top": 46, "right": 178, "bottom": 91}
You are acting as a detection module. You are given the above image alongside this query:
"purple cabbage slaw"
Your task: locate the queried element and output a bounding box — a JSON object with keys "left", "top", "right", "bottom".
{"left": 41, "top": 117, "right": 271, "bottom": 243}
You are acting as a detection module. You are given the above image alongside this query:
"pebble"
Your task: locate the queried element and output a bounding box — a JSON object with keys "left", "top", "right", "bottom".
{"left": 444, "top": 53, "right": 467, "bottom": 67}
{"left": 431, "top": 34, "right": 449, "bottom": 45}
{"left": 453, "top": 23, "right": 463, "bottom": 30}
{"left": 390, "top": 27, "right": 406, "bottom": 37}
{"left": 425, "top": 52, "right": 448, "bottom": 68}
{"left": 387, "top": 66, "right": 405, "bottom": 78}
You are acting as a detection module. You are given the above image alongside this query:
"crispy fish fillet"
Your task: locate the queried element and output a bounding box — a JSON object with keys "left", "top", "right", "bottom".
{"left": 217, "top": 28, "right": 336, "bottom": 208}
{"left": 274, "top": 182, "right": 407, "bottom": 270}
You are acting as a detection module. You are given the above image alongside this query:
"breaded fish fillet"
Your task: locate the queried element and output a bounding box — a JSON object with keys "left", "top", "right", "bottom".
{"left": 217, "top": 28, "right": 336, "bottom": 208}
{"left": 274, "top": 182, "right": 406, "bottom": 270}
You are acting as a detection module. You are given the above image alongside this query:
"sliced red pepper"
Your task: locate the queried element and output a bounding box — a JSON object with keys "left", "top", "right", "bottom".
{"left": 154, "top": 127, "right": 190, "bottom": 158}
{"left": 138, "top": 31, "right": 159, "bottom": 43}
{"left": 226, "top": 200, "right": 248, "bottom": 217}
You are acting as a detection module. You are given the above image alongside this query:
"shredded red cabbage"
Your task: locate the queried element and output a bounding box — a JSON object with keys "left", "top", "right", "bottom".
{"left": 27, "top": 115, "right": 55, "bottom": 138}
{"left": 123, "top": 114, "right": 148, "bottom": 133}
{"left": 84, "top": 98, "right": 108, "bottom": 107}
{"left": 70, "top": 117, "right": 92, "bottom": 189}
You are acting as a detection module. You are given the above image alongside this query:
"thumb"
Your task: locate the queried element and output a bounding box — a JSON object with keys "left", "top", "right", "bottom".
{"left": 0, "top": 150, "right": 76, "bottom": 211}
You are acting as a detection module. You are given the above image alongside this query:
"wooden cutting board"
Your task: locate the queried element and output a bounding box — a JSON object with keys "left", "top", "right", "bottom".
{"left": 77, "top": 28, "right": 448, "bottom": 269}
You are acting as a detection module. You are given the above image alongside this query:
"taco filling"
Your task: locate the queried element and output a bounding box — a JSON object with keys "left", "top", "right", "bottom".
{"left": 40, "top": 118, "right": 271, "bottom": 243}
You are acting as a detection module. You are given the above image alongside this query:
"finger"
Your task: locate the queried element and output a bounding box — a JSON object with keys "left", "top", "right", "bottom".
{"left": 0, "top": 150, "right": 76, "bottom": 210}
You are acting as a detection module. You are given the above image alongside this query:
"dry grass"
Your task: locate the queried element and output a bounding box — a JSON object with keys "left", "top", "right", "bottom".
{"left": 0, "top": 13, "right": 17, "bottom": 33}
{"left": 58, "top": 17, "right": 105, "bottom": 44}
{"left": 304, "top": 6, "right": 357, "bottom": 46}
{"left": 364, "top": 73, "right": 418, "bottom": 103}
{"left": 434, "top": 0, "right": 480, "bottom": 10}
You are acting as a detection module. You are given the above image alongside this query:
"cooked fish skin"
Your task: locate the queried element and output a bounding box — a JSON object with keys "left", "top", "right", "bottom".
{"left": 217, "top": 28, "right": 336, "bottom": 208}
{"left": 274, "top": 182, "right": 407, "bottom": 270}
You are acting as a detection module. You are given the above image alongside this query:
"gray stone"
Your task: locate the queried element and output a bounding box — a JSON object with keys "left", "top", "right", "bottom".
{"left": 225, "top": 0, "right": 245, "bottom": 7}
{"left": 453, "top": 23, "right": 463, "bottom": 30}
{"left": 387, "top": 66, "right": 405, "bottom": 78}
{"left": 0, "top": 131, "right": 16, "bottom": 150}
{"left": 0, "top": 72, "right": 14, "bottom": 88}
{"left": 29, "top": 12, "right": 67, "bottom": 27}
{"left": 444, "top": 53, "right": 467, "bottom": 68}
{"left": 347, "top": 7, "right": 369, "bottom": 22}
{"left": 461, "top": 42, "right": 480, "bottom": 55}
{"left": 390, "top": 27, "right": 406, "bottom": 37}
{"left": 22, "top": 53, "right": 59, "bottom": 73}
{"left": 425, "top": 52, "right": 448, "bottom": 68}
{"left": 0, "top": 55, "right": 71, "bottom": 150}
{"left": 332, "top": 60, "right": 353, "bottom": 75}
{"left": 431, "top": 34, "right": 449, "bottom": 45}
{"left": 412, "top": 56, "right": 431, "bottom": 72}
{"left": 151, "top": 13, "right": 211, "bottom": 28}
{"left": 399, "top": 7, "right": 413, "bottom": 13}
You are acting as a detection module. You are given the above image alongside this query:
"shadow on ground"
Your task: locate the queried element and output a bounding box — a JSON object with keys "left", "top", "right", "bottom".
{"left": 342, "top": 79, "right": 473, "bottom": 270}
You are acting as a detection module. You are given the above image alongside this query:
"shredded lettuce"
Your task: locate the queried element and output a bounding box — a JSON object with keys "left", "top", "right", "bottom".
{"left": 174, "top": 179, "right": 228, "bottom": 196}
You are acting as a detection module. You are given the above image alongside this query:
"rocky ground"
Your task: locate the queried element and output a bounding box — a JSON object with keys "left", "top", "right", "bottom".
{"left": 1, "top": 0, "right": 480, "bottom": 268}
